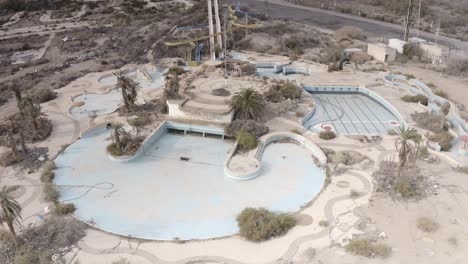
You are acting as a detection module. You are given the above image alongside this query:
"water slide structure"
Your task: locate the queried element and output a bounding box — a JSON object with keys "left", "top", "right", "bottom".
{"left": 165, "top": 2, "right": 262, "bottom": 64}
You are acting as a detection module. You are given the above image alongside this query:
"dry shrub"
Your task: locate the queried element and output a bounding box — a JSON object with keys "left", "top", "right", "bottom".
{"left": 55, "top": 203, "right": 76, "bottom": 215}
{"left": 434, "top": 90, "right": 448, "bottom": 99}
{"left": 319, "top": 131, "right": 336, "bottom": 140}
{"left": 211, "top": 88, "right": 231, "bottom": 97}
{"left": 264, "top": 81, "right": 302, "bottom": 103}
{"left": 350, "top": 52, "right": 373, "bottom": 64}
{"left": 334, "top": 26, "right": 366, "bottom": 40}
{"left": 428, "top": 131, "right": 454, "bottom": 151}
{"left": 239, "top": 64, "right": 256, "bottom": 76}
{"left": 128, "top": 114, "right": 152, "bottom": 128}
{"left": 107, "top": 136, "right": 143, "bottom": 156}
{"left": 318, "top": 220, "right": 329, "bottom": 227}
{"left": 237, "top": 208, "right": 296, "bottom": 242}
{"left": 43, "top": 183, "right": 59, "bottom": 204}
{"left": 346, "top": 238, "right": 391, "bottom": 258}
{"left": 227, "top": 120, "right": 268, "bottom": 137}
{"left": 29, "top": 88, "right": 57, "bottom": 104}
{"left": 411, "top": 111, "right": 447, "bottom": 132}
{"left": 445, "top": 59, "right": 468, "bottom": 76}
{"left": 373, "top": 161, "right": 427, "bottom": 200}
{"left": 403, "top": 43, "right": 424, "bottom": 58}
{"left": 401, "top": 94, "right": 428, "bottom": 106}
{"left": 40, "top": 161, "right": 56, "bottom": 183}
{"left": 0, "top": 217, "right": 86, "bottom": 263}
{"left": 417, "top": 217, "right": 438, "bottom": 233}
{"left": 328, "top": 150, "right": 366, "bottom": 165}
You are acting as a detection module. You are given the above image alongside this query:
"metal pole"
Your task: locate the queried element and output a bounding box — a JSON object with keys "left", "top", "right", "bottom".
{"left": 223, "top": 5, "right": 228, "bottom": 83}
{"left": 417, "top": 0, "right": 421, "bottom": 38}
{"left": 245, "top": 13, "right": 248, "bottom": 39}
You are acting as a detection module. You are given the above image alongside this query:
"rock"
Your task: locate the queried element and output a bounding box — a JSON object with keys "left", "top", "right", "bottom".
{"left": 378, "top": 231, "right": 387, "bottom": 239}
{"left": 38, "top": 156, "right": 45, "bottom": 161}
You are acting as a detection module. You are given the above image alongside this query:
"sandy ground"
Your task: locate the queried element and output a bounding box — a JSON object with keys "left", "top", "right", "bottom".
{"left": 1, "top": 52, "right": 468, "bottom": 263}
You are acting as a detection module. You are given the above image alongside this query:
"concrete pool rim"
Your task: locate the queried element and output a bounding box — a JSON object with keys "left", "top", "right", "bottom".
{"left": 301, "top": 85, "right": 407, "bottom": 134}
{"left": 60, "top": 121, "right": 329, "bottom": 241}
{"left": 102, "top": 121, "right": 327, "bottom": 181}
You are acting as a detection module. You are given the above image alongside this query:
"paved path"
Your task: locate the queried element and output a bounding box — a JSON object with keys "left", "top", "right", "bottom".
{"left": 232, "top": 0, "right": 468, "bottom": 54}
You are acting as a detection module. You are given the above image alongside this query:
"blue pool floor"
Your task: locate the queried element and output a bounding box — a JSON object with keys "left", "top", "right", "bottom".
{"left": 305, "top": 93, "right": 400, "bottom": 134}
{"left": 54, "top": 131, "right": 325, "bottom": 240}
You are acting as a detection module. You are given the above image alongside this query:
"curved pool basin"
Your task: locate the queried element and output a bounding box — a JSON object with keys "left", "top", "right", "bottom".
{"left": 54, "top": 127, "right": 325, "bottom": 240}
{"left": 303, "top": 86, "right": 404, "bottom": 134}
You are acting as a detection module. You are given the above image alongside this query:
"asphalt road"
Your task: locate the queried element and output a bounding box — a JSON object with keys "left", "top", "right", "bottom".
{"left": 231, "top": 0, "right": 468, "bottom": 55}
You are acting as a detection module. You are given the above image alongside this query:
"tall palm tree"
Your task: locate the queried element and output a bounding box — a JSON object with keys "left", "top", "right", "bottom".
{"left": 395, "top": 127, "right": 420, "bottom": 177}
{"left": 230, "top": 88, "right": 265, "bottom": 120}
{"left": 0, "top": 185, "right": 22, "bottom": 235}
{"left": 111, "top": 122, "right": 124, "bottom": 150}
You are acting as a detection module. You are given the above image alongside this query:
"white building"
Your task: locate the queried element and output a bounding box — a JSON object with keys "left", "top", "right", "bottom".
{"left": 367, "top": 43, "right": 396, "bottom": 63}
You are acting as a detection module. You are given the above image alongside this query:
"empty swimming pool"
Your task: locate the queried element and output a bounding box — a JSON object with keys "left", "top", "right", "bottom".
{"left": 303, "top": 86, "right": 403, "bottom": 134}
{"left": 54, "top": 125, "right": 325, "bottom": 240}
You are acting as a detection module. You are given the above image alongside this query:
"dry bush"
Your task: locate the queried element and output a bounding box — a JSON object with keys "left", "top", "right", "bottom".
{"left": 40, "top": 160, "right": 56, "bottom": 183}
{"left": 239, "top": 64, "right": 256, "bottom": 76}
{"left": 29, "top": 88, "right": 57, "bottom": 104}
{"left": 112, "top": 258, "right": 131, "bottom": 264}
{"left": 434, "top": 90, "right": 448, "bottom": 99}
{"left": 211, "top": 88, "right": 231, "bottom": 97}
{"left": 401, "top": 94, "right": 428, "bottom": 106}
{"left": 55, "top": 203, "right": 76, "bottom": 215}
{"left": 403, "top": 43, "right": 424, "bottom": 58}
{"left": 319, "top": 131, "right": 336, "bottom": 140}
{"left": 373, "top": 161, "right": 427, "bottom": 200}
{"left": 227, "top": 120, "right": 269, "bottom": 138}
{"left": 417, "top": 217, "right": 438, "bottom": 233}
{"left": 411, "top": 111, "right": 447, "bottom": 132}
{"left": 334, "top": 26, "right": 366, "bottom": 40}
{"left": 318, "top": 220, "right": 329, "bottom": 227}
{"left": 237, "top": 208, "right": 296, "bottom": 242}
{"left": 444, "top": 59, "right": 468, "bottom": 76}
{"left": 43, "top": 183, "right": 59, "bottom": 204}
{"left": 327, "top": 150, "right": 366, "bottom": 165}
{"left": 107, "top": 136, "right": 143, "bottom": 156}
{"left": 128, "top": 114, "right": 152, "bottom": 128}
{"left": 345, "top": 238, "right": 391, "bottom": 258}
{"left": 428, "top": 131, "right": 454, "bottom": 151}
{"left": 350, "top": 52, "right": 373, "bottom": 64}
{"left": 264, "top": 81, "right": 302, "bottom": 103}
{"left": 0, "top": 217, "right": 86, "bottom": 263}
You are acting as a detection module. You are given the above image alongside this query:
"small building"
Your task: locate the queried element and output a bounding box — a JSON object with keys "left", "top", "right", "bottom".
{"left": 388, "top": 38, "right": 407, "bottom": 54}
{"left": 367, "top": 43, "right": 396, "bottom": 63}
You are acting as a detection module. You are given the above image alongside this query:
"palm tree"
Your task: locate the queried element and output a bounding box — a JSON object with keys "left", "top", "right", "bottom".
{"left": 114, "top": 71, "right": 139, "bottom": 112}
{"left": 111, "top": 122, "right": 124, "bottom": 150}
{"left": 0, "top": 185, "right": 22, "bottom": 235}
{"left": 395, "top": 127, "right": 420, "bottom": 177}
{"left": 19, "top": 97, "right": 41, "bottom": 133}
{"left": 230, "top": 88, "right": 265, "bottom": 120}
{"left": 164, "top": 72, "right": 180, "bottom": 99}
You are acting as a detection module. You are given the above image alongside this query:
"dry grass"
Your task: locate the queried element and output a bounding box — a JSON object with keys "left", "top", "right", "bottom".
{"left": 345, "top": 238, "right": 391, "bottom": 258}
{"left": 411, "top": 111, "right": 447, "bottom": 133}
{"left": 417, "top": 217, "right": 439, "bottom": 233}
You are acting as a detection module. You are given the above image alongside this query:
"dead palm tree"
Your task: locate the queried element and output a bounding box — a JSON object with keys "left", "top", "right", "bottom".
{"left": 0, "top": 185, "right": 22, "bottom": 235}
{"left": 111, "top": 122, "right": 124, "bottom": 150}
{"left": 230, "top": 87, "right": 265, "bottom": 120}
{"left": 114, "top": 71, "right": 139, "bottom": 112}
{"left": 164, "top": 72, "right": 181, "bottom": 99}
{"left": 395, "top": 127, "right": 420, "bottom": 177}
{"left": 19, "top": 97, "right": 41, "bottom": 133}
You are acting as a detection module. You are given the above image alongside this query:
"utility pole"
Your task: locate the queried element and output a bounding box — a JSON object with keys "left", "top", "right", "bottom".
{"left": 223, "top": 5, "right": 228, "bottom": 86}
{"left": 245, "top": 13, "right": 248, "bottom": 39}
{"left": 403, "top": 0, "right": 414, "bottom": 41}
{"left": 213, "top": 0, "right": 223, "bottom": 52}
{"left": 264, "top": 0, "right": 269, "bottom": 17}
{"left": 207, "top": 0, "right": 216, "bottom": 60}
{"left": 416, "top": 0, "right": 421, "bottom": 38}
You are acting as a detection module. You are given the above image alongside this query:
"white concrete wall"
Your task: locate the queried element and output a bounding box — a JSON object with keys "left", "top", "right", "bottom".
{"left": 167, "top": 100, "right": 233, "bottom": 124}
{"left": 367, "top": 43, "right": 396, "bottom": 62}
{"left": 388, "top": 38, "right": 407, "bottom": 54}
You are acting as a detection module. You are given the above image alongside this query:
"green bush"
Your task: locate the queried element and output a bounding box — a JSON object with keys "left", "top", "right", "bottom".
{"left": 401, "top": 94, "right": 428, "bottom": 106}
{"left": 227, "top": 120, "right": 269, "bottom": 137}
{"left": 55, "top": 203, "right": 76, "bottom": 215}
{"left": 319, "top": 131, "right": 336, "bottom": 140}
{"left": 429, "top": 131, "right": 454, "bottom": 151}
{"left": 345, "top": 238, "right": 391, "bottom": 258}
{"left": 237, "top": 131, "right": 258, "bottom": 151}
{"left": 237, "top": 208, "right": 296, "bottom": 241}
{"left": 168, "top": 66, "right": 185, "bottom": 75}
